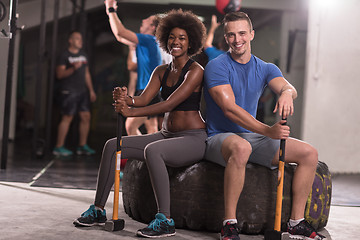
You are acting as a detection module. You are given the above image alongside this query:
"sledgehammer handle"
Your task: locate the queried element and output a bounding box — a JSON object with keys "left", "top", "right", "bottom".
{"left": 274, "top": 118, "right": 287, "bottom": 231}
{"left": 113, "top": 113, "right": 124, "bottom": 220}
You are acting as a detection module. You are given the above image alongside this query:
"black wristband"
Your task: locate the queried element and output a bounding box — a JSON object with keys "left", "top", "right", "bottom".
{"left": 108, "top": 7, "right": 116, "bottom": 13}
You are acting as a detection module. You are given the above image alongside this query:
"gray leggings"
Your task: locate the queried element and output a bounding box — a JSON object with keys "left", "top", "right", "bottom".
{"left": 94, "top": 128, "right": 207, "bottom": 216}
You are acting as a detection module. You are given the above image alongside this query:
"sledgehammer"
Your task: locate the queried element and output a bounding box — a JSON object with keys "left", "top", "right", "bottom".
{"left": 264, "top": 118, "right": 289, "bottom": 240}
{"left": 105, "top": 114, "right": 125, "bottom": 231}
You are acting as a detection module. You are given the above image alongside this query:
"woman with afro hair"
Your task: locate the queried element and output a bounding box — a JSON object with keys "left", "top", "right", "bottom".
{"left": 74, "top": 9, "right": 207, "bottom": 238}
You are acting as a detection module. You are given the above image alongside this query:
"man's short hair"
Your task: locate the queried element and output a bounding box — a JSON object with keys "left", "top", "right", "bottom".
{"left": 223, "top": 12, "right": 253, "bottom": 31}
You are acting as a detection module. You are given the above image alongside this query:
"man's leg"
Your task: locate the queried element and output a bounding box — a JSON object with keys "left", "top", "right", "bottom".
{"left": 125, "top": 117, "right": 147, "bottom": 135}
{"left": 78, "top": 111, "right": 91, "bottom": 146}
{"left": 271, "top": 138, "right": 318, "bottom": 221}
{"left": 55, "top": 114, "right": 74, "bottom": 147}
{"left": 144, "top": 117, "right": 158, "bottom": 134}
{"left": 221, "top": 135, "right": 252, "bottom": 220}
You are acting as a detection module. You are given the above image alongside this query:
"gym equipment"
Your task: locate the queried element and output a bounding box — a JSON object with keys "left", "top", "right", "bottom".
{"left": 216, "top": 0, "right": 242, "bottom": 15}
{"left": 105, "top": 113, "right": 125, "bottom": 231}
{"left": 264, "top": 118, "right": 288, "bottom": 240}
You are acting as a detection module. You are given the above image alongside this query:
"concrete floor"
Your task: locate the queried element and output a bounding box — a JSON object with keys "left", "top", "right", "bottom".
{"left": 1, "top": 180, "right": 359, "bottom": 240}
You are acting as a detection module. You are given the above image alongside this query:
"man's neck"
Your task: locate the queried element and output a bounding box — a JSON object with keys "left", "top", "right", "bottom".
{"left": 230, "top": 51, "right": 251, "bottom": 64}
{"left": 68, "top": 46, "right": 80, "bottom": 54}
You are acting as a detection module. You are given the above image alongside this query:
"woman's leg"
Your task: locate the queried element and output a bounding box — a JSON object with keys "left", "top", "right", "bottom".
{"left": 144, "top": 130, "right": 207, "bottom": 216}
{"left": 94, "top": 132, "right": 165, "bottom": 208}
{"left": 94, "top": 138, "right": 116, "bottom": 208}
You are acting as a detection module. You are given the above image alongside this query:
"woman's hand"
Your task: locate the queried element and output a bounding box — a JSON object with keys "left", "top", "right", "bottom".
{"left": 113, "top": 86, "right": 128, "bottom": 101}
{"left": 113, "top": 87, "right": 132, "bottom": 116}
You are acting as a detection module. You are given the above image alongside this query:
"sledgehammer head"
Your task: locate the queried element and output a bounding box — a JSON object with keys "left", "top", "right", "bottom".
{"left": 105, "top": 219, "right": 125, "bottom": 231}
{"left": 264, "top": 230, "right": 289, "bottom": 240}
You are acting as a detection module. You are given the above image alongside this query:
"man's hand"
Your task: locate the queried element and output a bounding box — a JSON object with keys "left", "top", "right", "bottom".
{"left": 90, "top": 90, "right": 97, "bottom": 103}
{"left": 72, "top": 61, "right": 82, "bottom": 70}
{"left": 266, "top": 119, "right": 290, "bottom": 140}
{"left": 104, "top": 0, "right": 117, "bottom": 14}
{"left": 210, "top": 15, "right": 221, "bottom": 30}
{"left": 273, "top": 89, "right": 294, "bottom": 119}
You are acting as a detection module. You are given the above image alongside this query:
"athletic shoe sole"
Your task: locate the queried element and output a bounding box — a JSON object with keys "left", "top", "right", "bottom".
{"left": 76, "top": 151, "right": 95, "bottom": 155}
{"left": 73, "top": 219, "right": 106, "bottom": 227}
{"left": 136, "top": 231, "right": 176, "bottom": 238}
{"left": 289, "top": 234, "right": 323, "bottom": 240}
{"left": 52, "top": 151, "right": 73, "bottom": 156}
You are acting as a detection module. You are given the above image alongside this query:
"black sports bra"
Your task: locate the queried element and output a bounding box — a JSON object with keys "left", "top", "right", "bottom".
{"left": 160, "top": 59, "right": 201, "bottom": 111}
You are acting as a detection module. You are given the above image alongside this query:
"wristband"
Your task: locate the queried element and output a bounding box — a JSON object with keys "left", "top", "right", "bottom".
{"left": 108, "top": 7, "right": 116, "bottom": 13}
{"left": 129, "top": 96, "right": 135, "bottom": 106}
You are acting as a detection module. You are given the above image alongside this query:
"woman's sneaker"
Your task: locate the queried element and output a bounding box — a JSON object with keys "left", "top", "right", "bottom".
{"left": 287, "top": 220, "right": 325, "bottom": 239}
{"left": 137, "top": 213, "right": 176, "bottom": 238}
{"left": 220, "top": 222, "right": 241, "bottom": 240}
{"left": 73, "top": 205, "right": 107, "bottom": 227}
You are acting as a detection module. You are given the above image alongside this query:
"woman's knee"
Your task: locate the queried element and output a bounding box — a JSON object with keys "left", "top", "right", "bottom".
{"left": 144, "top": 143, "right": 160, "bottom": 162}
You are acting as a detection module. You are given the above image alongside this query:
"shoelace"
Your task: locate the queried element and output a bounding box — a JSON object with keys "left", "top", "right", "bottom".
{"left": 81, "top": 206, "right": 97, "bottom": 218}
{"left": 303, "top": 221, "right": 325, "bottom": 239}
{"left": 224, "top": 223, "right": 240, "bottom": 236}
{"left": 147, "top": 218, "right": 168, "bottom": 231}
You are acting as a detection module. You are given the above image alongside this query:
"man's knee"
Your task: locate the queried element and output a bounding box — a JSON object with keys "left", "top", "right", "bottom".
{"left": 223, "top": 138, "right": 252, "bottom": 167}
{"left": 304, "top": 144, "right": 318, "bottom": 167}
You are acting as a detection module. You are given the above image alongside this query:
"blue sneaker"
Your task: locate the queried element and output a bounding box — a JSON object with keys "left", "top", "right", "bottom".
{"left": 76, "top": 144, "right": 95, "bottom": 155}
{"left": 137, "top": 213, "right": 176, "bottom": 238}
{"left": 53, "top": 146, "right": 73, "bottom": 156}
{"left": 73, "top": 205, "right": 107, "bottom": 227}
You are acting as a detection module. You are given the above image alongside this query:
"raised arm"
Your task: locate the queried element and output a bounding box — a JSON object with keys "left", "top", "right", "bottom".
{"left": 204, "top": 15, "right": 221, "bottom": 49}
{"left": 105, "top": 0, "right": 138, "bottom": 44}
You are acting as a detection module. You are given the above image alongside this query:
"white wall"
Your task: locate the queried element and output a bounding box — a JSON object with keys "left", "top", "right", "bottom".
{"left": 303, "top": 0, "right": 360, "bottom": 173}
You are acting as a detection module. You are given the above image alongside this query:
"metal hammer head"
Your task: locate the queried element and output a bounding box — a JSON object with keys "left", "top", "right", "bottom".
{"left": 105, "top": 219, "right": 125, "bottom": 231}
{"left": 264, "top": 230, "right": 290, "bottom": 240}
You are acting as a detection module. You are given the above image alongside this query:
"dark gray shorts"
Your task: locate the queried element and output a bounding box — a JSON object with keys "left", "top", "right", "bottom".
{"left": 205, "top": 132, "right": 280, "bottom": 169}
{"left": 60, "top": 90, "right": 90, "bottom": 115}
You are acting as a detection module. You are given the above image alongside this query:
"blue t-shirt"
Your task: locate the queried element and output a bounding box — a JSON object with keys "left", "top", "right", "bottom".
{"left": 135, "top": 33, "right": 162, "bottom": 90}
{"left": 204, "top": 46, "right": 225, "bottom": 61}
{"left": 204, "top": 53, "right": 283, "bottom": 137}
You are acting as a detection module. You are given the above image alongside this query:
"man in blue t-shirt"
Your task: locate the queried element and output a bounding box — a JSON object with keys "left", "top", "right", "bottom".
{"left": 204, "top": 12, "right": 324, "bottom": 240}
{"left": 106, "top": 0, "right": 162, "bottom": 135}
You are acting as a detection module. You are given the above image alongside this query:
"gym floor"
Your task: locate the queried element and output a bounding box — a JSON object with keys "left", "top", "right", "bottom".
{"left": 1, "top": 129, "right": 359, "bottom": 240}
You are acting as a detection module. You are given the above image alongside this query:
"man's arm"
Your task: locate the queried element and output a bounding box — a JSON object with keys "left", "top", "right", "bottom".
{"left": 209, "top": 84, "right": 289, "bottom": 139}
{"left": 105, "top": 0, "right": 138, "bottom": 44}
{"left": 204, "top": 15, "right": 221, "bottom": 49}
{"left": 268, "top": 77, "right": 297, "bottom": 118}
{"left": 127, "top": 45, "right": 137, "bottom": 97}
{"left": 85, "top": 66, "right": 97, "bottom": 102}
{"left": 56, "top": 61, "right": 82, "bottom": 79}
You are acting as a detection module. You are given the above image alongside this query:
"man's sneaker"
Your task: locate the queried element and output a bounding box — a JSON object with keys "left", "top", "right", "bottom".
{"left": 220, "top": 222, "right": 240, "bottom": 240}
{"left": 137, "top": 213, "right": 176, "bottom": 238}
{"left": 73, "top": 205, "right": 107, "bottom": 227}
{"left": 76, "top": 144, "right": 96, "bottom": 155}
{"left": 53, "top": 146, "right": 73, "bottom": 156}
{"left": 287, "top": 220, "right": 325, "bottom": 239}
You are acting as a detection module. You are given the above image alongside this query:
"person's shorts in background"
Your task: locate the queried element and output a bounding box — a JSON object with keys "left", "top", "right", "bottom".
{"left": 59, "top": 90, "right": 90, "bottom": 115}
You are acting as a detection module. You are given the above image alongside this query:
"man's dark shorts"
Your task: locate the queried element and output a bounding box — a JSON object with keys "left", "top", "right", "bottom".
{"left": 59, "top": 90, "right": 90, "bottom": 115}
